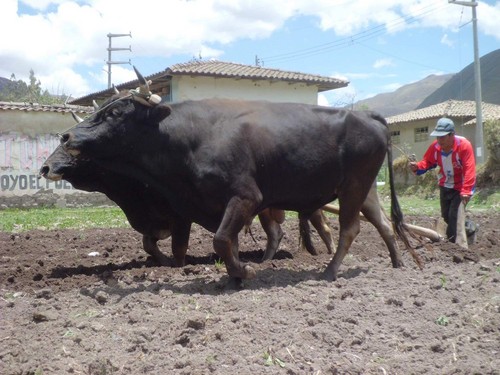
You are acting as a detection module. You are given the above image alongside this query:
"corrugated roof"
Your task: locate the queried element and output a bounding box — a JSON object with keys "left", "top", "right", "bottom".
{"left": 70, "top": 60, "right": 348, "bottom": 106}
{"left": 387, "top": 100, "right": 500, "bottom": 125}
{"left": 0, "top": 101, "right": 92, "bottom": 114}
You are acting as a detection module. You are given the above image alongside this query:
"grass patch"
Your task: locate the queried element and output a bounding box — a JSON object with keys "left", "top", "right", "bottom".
{"left": 0, "top": 206, "right": 128, "bottom": 232}
{"left": 1, "top": 188, "right": 498, "bottom": 234}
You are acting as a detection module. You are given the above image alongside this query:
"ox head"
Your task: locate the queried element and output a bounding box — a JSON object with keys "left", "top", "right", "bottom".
{"left": 60, "top": 67, "right": 171, "bottom": 159}
{"left": 39, "top": 145, "right": 104, "bottom": 192}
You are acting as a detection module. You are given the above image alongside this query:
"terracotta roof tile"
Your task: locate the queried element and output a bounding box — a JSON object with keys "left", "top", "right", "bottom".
{"left": 387, "top": 99, "right": 500, "bottom": 125}
{"left": 0, "top": 101, "right": 92, "bottom": 114}
{"left": 166, "top": 60, "right": 347, "bottom": 90}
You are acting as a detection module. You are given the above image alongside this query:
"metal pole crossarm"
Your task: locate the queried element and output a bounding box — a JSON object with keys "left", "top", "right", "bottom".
{"left": 107, "top": 33, "right": 132, "bottom": 89}
{"left": 106, "top": 61, "right": 131, "bottom": 65}
{"left": 448, "top": 1, "right": 478, "bottom": 6}
{"left": 107, "top": 32, "right": 132, "bottom": 38}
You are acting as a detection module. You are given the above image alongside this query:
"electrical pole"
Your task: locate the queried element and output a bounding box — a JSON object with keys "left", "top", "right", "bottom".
{"left": 106, "top": 32, "right": 132, "bottom": 89}
{"left": 448, "top": 0, "right": 484, "bottom": 164}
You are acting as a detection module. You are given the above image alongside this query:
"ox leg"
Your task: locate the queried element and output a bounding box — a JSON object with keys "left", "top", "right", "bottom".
{"left": 170, "top": 221, "right": 192, "bottom": 267}
{"left": 361, "top": 188, "right": 404, "bottom": 268}
{"left": 142, "top": 235, "right": 170, "bottom": 266}
{"left": 309, "top": 210, "right": 334, "bottom": 254}
{"left": 259, "top": 208, "right": 284, "bottom": 262}
{"left": 213, "top": 196, "right": 258, "bottom": 280}
{"left": 324, "top": 188, "right": 367, "bottom": 281}
{"left": 299, "top": 213, "right": 318, "bottom": 255}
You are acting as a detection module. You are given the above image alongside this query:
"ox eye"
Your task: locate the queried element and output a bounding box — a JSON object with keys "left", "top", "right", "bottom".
{"left": 111, "top": 108, "right": 122, "bottom": 117}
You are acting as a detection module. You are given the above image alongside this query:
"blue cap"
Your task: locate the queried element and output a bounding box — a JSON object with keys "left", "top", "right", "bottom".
{"left": 430, "top": 118, "right": 455, "bottom": 137}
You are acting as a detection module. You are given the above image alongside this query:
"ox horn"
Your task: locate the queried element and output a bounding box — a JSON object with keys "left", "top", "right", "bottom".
{"left": 92, "top": 100, "right": 100, "bottom": 111}
{"left": 71, "top": 111, "right": 84, "bottom": 123}
{"left": 112, "top": 84, "right": 119, "bottom": 95}
{"left": 133, "top": 65, "right": 150, "bottom": 95}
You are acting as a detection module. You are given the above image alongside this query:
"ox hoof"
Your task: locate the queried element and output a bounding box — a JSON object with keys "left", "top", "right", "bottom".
{"left": 243, "top": 264, "right": 256, "bottom": 279}
{"left": 322, "top": 268, "right": 337, "bottom": 282}
{"left": 153, "top": 254, "right": 174, "bottom": 267}
{"left": 392, "top": 259, "right": 405, "bottom": 269}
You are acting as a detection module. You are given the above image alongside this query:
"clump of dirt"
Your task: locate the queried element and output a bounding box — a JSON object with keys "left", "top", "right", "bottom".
{"left": 1, "top": 212, "right": 499, "bottom": 374}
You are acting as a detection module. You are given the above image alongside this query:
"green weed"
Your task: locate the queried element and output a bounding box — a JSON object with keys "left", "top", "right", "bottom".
{"left": 436, "top": 316, "right": 449, "bottom": 326}
{"left": 263, "top": 350, "right": 285, "bottom": 368}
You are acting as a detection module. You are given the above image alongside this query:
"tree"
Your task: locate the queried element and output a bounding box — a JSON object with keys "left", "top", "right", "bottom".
{"left": 0, "top": 70, "right": 66, "bottom": 104}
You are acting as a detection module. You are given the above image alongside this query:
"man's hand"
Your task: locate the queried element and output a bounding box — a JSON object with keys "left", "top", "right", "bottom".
{"left": 408, "top": 161, "right": 418, "bottom": 173}
{"left": 461, "top": 194, "right": 471, "bottom": 206}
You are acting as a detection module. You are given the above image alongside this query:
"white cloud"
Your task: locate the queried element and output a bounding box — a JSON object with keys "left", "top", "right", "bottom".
{"left": 440, "top": 33, "right": 454, "bottom": 47}
{"left": 373, "top": 58, "right": 394, "bottom": 69}
{"left": 477, "top": 1, "right": 500, "bottom": 39}
{"left": 1, "top": 0, "right": 500, "bottom": 98}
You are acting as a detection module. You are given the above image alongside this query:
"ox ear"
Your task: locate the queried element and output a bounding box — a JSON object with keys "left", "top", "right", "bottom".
{"left": 148, "top": 104, "right": 171, "bottom": 123}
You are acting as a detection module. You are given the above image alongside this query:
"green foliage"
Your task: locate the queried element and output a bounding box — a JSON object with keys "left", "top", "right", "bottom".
{"left": 0, "top": 207, "right": 127, "bottom": 232}
{"left": 0, "top": 69, "right": 66, "bottom": 104}
{"left": 477, "top": 120, "right": 500, "bottom": 187}
{"left": 435, "top": 316, "right": 450, "bottom": 326}
{"left": 483, "top": 119, "right": 500, "bottom": 153}
{"left": 440, "top": 274, "right": 447, "bottom": 288}
{"left": 263, "top": 351, "right": 285, "bottom": 368}
{"left": 214, "top": 258, "right": 225, "bottom": 270}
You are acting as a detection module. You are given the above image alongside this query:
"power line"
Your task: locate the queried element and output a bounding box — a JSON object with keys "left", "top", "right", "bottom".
{"left": 261, "top": 3, "right": 448, "bottom": 64}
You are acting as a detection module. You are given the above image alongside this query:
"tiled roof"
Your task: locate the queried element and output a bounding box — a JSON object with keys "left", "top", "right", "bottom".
{"left": 165, "top": 60, "right": 347, "bottom": 91}
{"left": 0, "top": 101, "right": 92, "bottom": 114}
{"left": 70, "top": 60, "right": 348, "bottom": 105}
{"left": 387, "top": 100, "right": 500, "bottom": 125}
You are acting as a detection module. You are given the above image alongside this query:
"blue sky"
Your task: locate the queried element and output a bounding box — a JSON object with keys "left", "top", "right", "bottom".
{"left": 1, "top": 0, "right": 499, "bottom": 105}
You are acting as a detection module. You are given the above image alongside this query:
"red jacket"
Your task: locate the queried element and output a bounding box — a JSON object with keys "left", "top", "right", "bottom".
{"left": 415, "top": 135, "right": 476, "bottom": 196}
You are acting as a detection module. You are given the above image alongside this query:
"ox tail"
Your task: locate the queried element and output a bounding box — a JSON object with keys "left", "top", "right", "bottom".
{"left": 383, "top": 118, "right": 424, "bottom": 270}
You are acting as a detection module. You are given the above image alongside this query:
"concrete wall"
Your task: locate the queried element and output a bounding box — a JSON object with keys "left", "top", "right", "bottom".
{"left": 0, "top": 189, "right": 114, "bottom": 209}
{"left": 1, "top": 111, "right": 80, "bottom": 200}
{"left": 173, "top": 76, "right": 319, "bottom": 104}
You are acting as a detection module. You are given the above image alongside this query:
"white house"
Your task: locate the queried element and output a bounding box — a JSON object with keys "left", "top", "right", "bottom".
{"left": 387, "top": 99, "right": 500, "bottom": 163}
{"left": 71, "top": 60, "right": 347, "bottom": 106}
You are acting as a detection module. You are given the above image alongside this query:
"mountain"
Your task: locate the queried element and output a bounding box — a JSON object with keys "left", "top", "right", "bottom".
{"left": 0, "top": 77, "right": 13, "bottom": 92}
{"left": 352, "top": 74, "right": 453, "bottom": 117}
{"left": 417, "top": 49, "right": 500, "bottom": 109}
{"left": 351, "top": 48, "right": 500, "bottom": 117}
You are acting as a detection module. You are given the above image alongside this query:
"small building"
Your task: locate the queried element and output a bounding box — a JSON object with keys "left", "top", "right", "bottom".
{"left": 0, "top": 102, "right": 92, "bottom": 199}
{"left": 387, "top": 99, "right": 500, "bottom": 162}
{"left": 70, "top": 60, "right": 347, "bottom": 106}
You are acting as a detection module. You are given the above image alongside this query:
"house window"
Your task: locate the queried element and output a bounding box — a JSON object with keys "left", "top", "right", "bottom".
{"left": 414, "top": 127, "right": 428, "bottom": 142}
{"left": 390, "top": 130, "right": 400, "bottom": 144}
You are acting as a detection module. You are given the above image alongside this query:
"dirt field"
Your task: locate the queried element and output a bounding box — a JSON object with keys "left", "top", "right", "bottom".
{"left": 1, "top": 210, "right": 499, "bottom": 375}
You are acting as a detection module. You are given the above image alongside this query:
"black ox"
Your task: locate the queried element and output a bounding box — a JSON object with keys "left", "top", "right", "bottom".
{"left": 40, "top": 145, "right": 334, "bottom": 266}
{"left": 53, "top": 68, "right": 411, "bottom": 281}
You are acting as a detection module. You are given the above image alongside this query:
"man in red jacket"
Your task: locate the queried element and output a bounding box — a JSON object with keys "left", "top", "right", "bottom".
{"left": 409, "top": 117, "right": 476, "bottom": 243}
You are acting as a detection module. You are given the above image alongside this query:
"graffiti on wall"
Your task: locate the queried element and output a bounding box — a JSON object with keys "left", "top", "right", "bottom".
{"left": 0, "top": 134, "right": 75, "bottom": 196}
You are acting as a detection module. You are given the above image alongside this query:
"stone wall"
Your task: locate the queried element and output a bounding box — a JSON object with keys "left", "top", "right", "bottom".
{"left": 0, "top": 189, "right": 116, "bottom": 209}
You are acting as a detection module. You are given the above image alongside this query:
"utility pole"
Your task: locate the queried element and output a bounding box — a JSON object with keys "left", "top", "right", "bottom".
{"left": 448, "top": 0, "right": 484, "bottom": 164}
{"left": 106, "top": 32, "right": 132, "bottom": 89}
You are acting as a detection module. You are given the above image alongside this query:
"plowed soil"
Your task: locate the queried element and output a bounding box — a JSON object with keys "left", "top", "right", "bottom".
{"left": 1, "top": 211, "right": 499, "bottom": 375}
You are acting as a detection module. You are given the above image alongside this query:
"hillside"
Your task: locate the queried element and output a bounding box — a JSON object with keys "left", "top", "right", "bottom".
{"left": 351, "top": 48, "right": 500, "bottom": 116}
{"left": 352, "top": 74, "right": 453, "bottom": 117}
{"left": 418, "top": 49, "right": 500, "bottom": 108}
{"left": 0, "top": 77, "right": 13, "bottom": 92}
